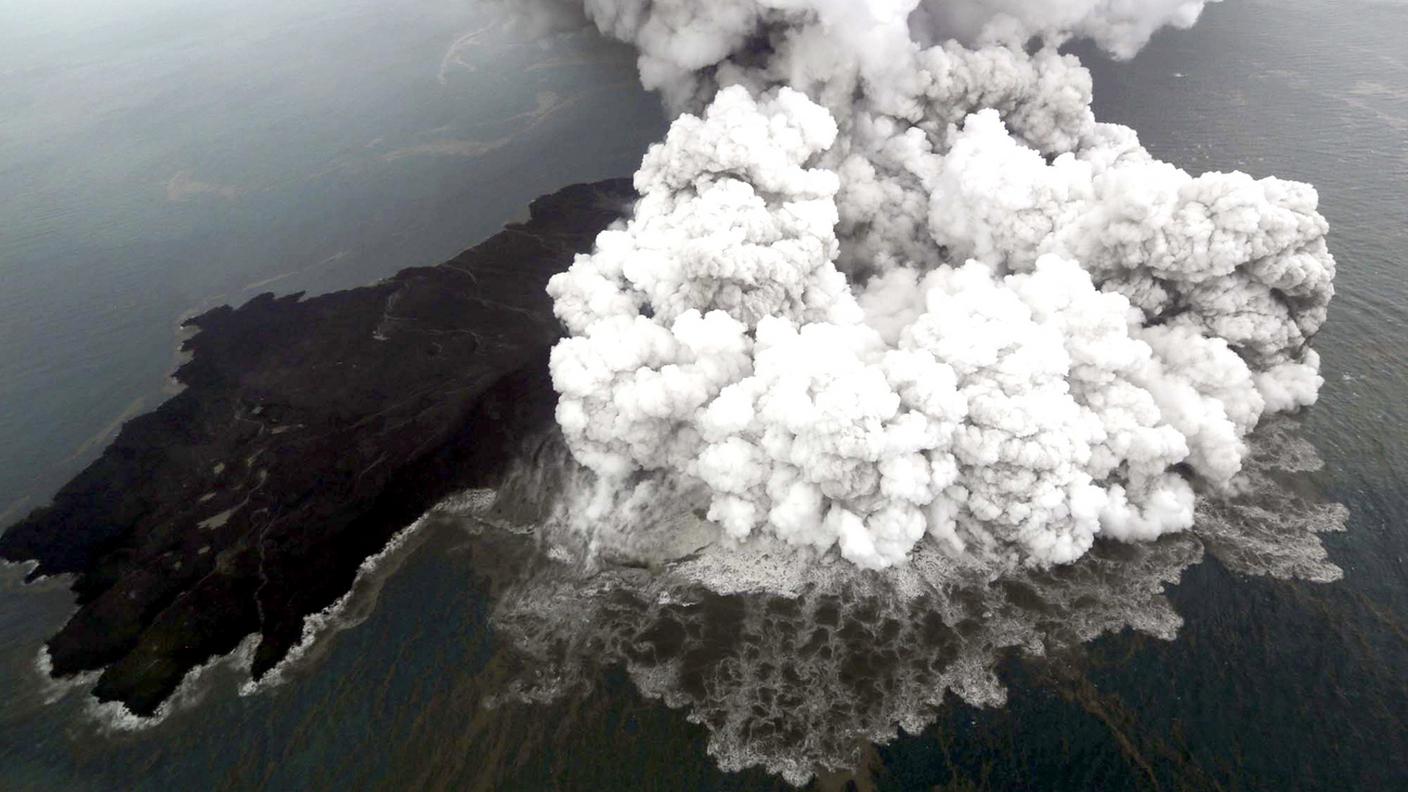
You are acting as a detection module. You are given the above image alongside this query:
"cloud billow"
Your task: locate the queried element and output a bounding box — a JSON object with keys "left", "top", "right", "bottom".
{"left": 532, "top": 0, "right": 1335, "bottom": 571}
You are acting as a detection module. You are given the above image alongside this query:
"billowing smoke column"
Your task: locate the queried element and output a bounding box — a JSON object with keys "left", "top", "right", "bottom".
{"left": 537, "top": 0, "right": 1336, "bottom": 570}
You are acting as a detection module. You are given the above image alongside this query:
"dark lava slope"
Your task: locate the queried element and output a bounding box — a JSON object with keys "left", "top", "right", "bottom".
{"left": 0, "top": 179, "right": 633, "bottom": 716}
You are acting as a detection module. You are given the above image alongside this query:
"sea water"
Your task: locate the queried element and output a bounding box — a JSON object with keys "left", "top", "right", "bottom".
{"left": 1, "top": 0, "right": 1405, "bottom": 788}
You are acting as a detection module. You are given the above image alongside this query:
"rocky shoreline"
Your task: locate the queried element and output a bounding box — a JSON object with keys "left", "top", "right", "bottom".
{"left": 0, "top": 179, "right": 633, "bottom": 716}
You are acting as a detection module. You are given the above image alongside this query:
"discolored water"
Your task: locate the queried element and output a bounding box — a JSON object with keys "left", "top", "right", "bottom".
{"left": 2, "top": 0, "right": 1407, "bottom": 789}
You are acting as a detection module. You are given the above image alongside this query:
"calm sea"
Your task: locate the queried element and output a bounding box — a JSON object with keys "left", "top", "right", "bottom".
{"left": 1, "top": 0, "right": 1405, "bottom": 789}
{"left": 0, "top": 0, "right": 667, "bottom": 520}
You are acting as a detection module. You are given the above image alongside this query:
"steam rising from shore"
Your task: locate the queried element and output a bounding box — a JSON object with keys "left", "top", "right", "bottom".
{"left": 529, "top": 0, "right": 1335, "bottom": 570}
{"left": 475, "top": 418, "right": 1344, "bottom": 785}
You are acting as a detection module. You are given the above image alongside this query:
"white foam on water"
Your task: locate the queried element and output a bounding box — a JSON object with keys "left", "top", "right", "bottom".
{"left": 239, "top": 514, "right": 435, "bottom": 696}
{"left": 82, "top": 634, "right": 261, "bottom": 733}
{"left": 479, "top": 418, "right": 1338, "bottom": 785}
{"left": 240, "top": 489, "right": 495, "bottom": 697}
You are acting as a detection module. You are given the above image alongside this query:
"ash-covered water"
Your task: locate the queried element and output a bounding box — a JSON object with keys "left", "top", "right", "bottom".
{"left": 451, "top": 416, "right": 1343, "bottom": 785}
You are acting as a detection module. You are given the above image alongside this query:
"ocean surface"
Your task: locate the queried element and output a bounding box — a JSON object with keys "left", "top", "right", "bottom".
{"left": 0, "top": 0, "right": 667, "bottom": 520}
{"left": 2, "top": 0, "right": 1406, "bottom": 789}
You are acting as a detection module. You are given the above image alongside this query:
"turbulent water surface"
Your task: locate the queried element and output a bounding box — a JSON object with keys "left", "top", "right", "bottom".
{"left": 3, "top": 0, "right": 1407, "bottom": 789}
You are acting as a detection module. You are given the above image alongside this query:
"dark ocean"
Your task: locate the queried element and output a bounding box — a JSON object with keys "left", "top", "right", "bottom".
{"left": 2, "top": 0, "right": 1405, "bottom": 789}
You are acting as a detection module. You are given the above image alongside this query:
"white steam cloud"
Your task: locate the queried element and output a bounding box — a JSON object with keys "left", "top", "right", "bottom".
{"left": 533, "top": 0, "right": 1336, "bottom": 570}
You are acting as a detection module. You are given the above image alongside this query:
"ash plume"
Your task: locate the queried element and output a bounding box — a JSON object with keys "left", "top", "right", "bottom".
{"left": 527, "top": 0, "right": 1336, "bottom": 572}
{"left": 461, "top": 417, "right": 1343, "bottom": 785}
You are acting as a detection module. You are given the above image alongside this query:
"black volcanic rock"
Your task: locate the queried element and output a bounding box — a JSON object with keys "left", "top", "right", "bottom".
{"left": 0, "top": 179, "right": 634, "bottom": 715}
